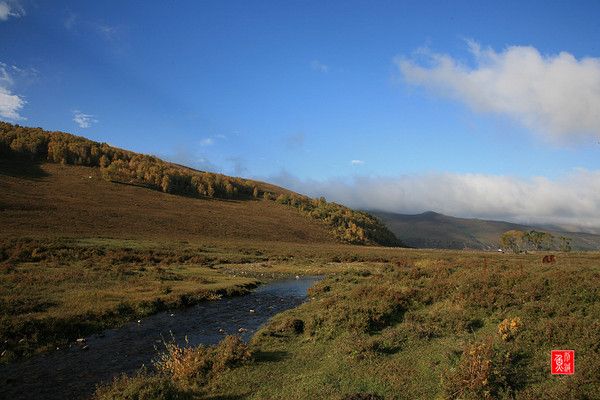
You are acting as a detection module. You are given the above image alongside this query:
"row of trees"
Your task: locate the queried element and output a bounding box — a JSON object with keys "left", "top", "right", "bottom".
{"left": 0, "top": 122, "right": 400, "bottom": 246}
{"left": 273, "top": 193, "right": 400, "bottom": 246}
{"left": 500, "top": 230, "right": 572, "bottom": 253}
{"left": 0, "top": 123, "right": 258, "bottom": 199}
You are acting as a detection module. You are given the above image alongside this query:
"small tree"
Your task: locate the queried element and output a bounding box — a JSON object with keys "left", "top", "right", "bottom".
{"left": 161, "top": 175, "right": 171, "bottom": 193}
{"left": 500, "top": 230, "right": 525, "bottom": 253}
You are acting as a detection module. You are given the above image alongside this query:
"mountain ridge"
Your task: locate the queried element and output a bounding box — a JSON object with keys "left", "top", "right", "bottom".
{"left": 373, "top": 210, "right": 600, "bottom": 251}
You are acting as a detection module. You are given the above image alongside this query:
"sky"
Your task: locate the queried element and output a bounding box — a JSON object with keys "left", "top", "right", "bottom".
{"left": 2, "top": 0, "right": 600, "bottom": 230}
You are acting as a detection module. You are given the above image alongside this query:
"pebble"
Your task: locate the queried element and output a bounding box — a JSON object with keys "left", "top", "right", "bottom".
{"left": 81, "top": 345, "right": 89, "bottom": 351}
{"left": 238, "top": 328, "right": 247, "bottom": 333}
{"left": 137, "top": 320, "right": 141, "bottom": 324}
{"left": 249, "top": 309, "right": 255, "bottom": 313}
{"left": 76, "top": 338, "right": 85, "bottom": 343}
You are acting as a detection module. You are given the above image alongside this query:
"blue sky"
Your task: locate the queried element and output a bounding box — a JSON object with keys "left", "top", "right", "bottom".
{"left": 2, "top": 1, "right": 600, "bottom": 228}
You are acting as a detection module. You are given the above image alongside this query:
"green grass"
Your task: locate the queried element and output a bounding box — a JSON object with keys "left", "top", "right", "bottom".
{"left": 0, "top": 238, "right": 266, "bottom": 360}
{"left": 3, "top": 224, "right": 599, "bottom": 398}
{"left": 93, "top": 250, "right": 600, "bottom": 399}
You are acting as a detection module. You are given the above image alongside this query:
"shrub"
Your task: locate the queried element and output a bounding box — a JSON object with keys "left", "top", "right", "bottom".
{"left": 443, "top": 321, "right": 525, "bottom": 400}
{"left": 211, "top": 335, "right": 252, "bottom": 372}
{"left": 154, "top": 335, "right": 251, "bottom": 387}
{"left": 154, "top": 341, "right": 212, "bottom": 386}
{"left": 497, "top": 317, "right": 522, "bottom": 342}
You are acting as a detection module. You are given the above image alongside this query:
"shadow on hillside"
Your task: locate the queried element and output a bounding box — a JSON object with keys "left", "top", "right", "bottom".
{"left": 253, "top": 350, "right": 288, "bottom": 363}
{"left": 0, "top": 157, "right": 49, "bottom": 180}
{"left": 109, "top": 179, "right": 252, "bottom": 203}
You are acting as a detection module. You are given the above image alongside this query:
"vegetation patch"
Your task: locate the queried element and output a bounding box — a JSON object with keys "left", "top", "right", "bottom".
{"left": 111, "top": 251, "right": 599, "bottom": 399}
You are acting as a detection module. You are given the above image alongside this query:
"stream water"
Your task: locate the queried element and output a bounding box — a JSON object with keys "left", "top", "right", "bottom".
{"left": 0, "top": 276, "right": 321, "bottom": 400}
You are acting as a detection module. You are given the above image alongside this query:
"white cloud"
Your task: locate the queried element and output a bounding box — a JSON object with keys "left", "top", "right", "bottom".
{"left": 351, "top": 159, "right": 365, "bottom": 166}
{"left": 397, "top": 42, "right": 600, "bottom": 141}
{"left": 0, "top": 63, "right": 25, "bottom": 120}
{"left": 0, "top": 87, "right": 25, "bottom": 119}
{"left": 73, "top": 110, "right": 98, "bottom": 128}
{"left": 310, "top": 60, "right": 329, "bottom": 73}
{"left": 199, "top": 137, "right": 214, "bottom": 146}
{"left": 0, "top": 1, "right": 24, "bottom": 21}
{"left": 270, "top": 169, "right": 600, "bottom": 232}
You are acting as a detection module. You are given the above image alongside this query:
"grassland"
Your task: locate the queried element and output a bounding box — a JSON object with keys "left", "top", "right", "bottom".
{"left": 93, "top": 249, "right": 600, "bottom": 399}
{"left": 0, "top": 158, "right": 336, "bottom": 243}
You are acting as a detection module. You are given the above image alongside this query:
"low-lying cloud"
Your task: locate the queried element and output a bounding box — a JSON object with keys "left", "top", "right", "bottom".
{"left": 270, "top": 170, "right": 600, "bottom": 232}
{"left": 397, "top": 41, "right": 600, "bottom": 142}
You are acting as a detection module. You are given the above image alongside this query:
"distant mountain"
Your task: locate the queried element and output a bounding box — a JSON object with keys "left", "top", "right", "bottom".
{"left": 373, "top": 211, "right": 600, "bottom": 251}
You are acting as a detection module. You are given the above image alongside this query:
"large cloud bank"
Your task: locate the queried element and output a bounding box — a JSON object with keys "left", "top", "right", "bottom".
{"left": 271, "top": 170, "right": 600, "bottom": 232}
{"left": 397, "top": 42, "right": 600, "bottom": 141}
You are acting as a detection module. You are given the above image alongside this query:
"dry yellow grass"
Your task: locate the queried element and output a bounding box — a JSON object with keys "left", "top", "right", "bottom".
{"left": 0, "top": 158, "right": 335, "bottom": 243}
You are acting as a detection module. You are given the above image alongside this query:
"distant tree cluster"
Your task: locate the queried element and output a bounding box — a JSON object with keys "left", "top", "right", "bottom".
{"left": 0, "top": 122, "right": 401, "bottom": 246}
{"left": 273, "top": 194, "right": 400, "bottom": 246}
{"left": 0, "top": 122, "right": 257, "bottom": 199}
{"left": 500, "top": 229, "right": 572, "bottom": 253}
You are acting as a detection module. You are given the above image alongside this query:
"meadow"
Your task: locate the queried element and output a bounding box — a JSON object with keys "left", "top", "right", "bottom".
{"left": 2, "top": 234, "right": 596, "bottom": 399}
{"left": 90, "top": 247, "right": 600, "bottom": 399}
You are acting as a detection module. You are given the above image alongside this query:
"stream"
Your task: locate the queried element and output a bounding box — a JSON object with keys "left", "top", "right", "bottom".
{"left": 0, "top": 276, "right": 321, "bottom": 400}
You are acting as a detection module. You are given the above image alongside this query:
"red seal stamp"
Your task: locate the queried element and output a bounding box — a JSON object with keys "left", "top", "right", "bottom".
{"left": 551, "top": 350, "right": 574, "bottom": 375}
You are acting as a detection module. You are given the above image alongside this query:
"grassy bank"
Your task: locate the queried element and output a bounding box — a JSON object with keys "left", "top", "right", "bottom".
{"left": 94, "top": 249, "right": 600, "bottom": 399}
{"left": 0, "top": 238, "right": 263, "bottom": 361}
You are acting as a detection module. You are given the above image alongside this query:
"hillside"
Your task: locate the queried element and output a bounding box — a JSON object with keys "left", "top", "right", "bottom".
{"left": 0, "top": 122, "right": 399, "bottom": 246}
{"left": 374, "top": 210, "right": 600, "bottom": 251}
{"left": 0, "top": 159, "right": 336, "bottom": 243}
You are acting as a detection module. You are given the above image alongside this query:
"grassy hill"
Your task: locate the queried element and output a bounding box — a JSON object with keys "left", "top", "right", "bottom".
{"left": 0, "top": 122, "right": 399, "bottom": 246}
{"left": 0, "top": 158, "right": 335, "bottom": 244}
{"left": 374, "top": 210, "right": 600, "bottom": 251}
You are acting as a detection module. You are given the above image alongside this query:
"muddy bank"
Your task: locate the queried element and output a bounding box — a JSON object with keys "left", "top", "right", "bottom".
{"left": 0, "top": 276, "right": 321, "bottom": 400}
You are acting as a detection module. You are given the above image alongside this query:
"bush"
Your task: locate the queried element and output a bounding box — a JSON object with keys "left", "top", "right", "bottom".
{"left": 154, "top": 335, "right": 251, "bottom": 387}
{"left": 443, "top": 321, "right": 525, "bottom": 400}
